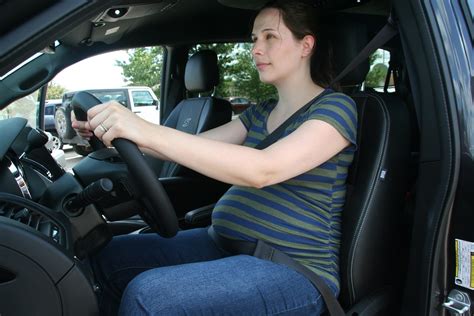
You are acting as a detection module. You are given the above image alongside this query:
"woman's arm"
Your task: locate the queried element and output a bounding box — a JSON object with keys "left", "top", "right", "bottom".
{"left": 145, "top": 118, "right": 248, "bottom": 161}
{"left": 197, "top": 118, "right": 248, "bottom": 144}
{"left": 72, "top": 104, "right": 248, "bottom": 160}
{"left": 88, "top": 102, "right": 349, "bottom": 188}
{"left": 145, "top": 120, "right": 349, "bottom": 187}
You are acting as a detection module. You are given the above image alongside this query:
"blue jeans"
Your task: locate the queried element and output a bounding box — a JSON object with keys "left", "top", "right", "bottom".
{"left": 91, "top": 227, "right": 324, "bottom": 315}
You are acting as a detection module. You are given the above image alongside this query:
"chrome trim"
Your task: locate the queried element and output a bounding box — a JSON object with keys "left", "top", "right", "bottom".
{"left": 7, "top": 157, "right": 32, "bottom": 199}
{"left": 443, "top": 289, "right": 471, "bottom": 315}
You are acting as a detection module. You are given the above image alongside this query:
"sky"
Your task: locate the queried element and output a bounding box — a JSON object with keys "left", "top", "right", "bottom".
{"left": 52, "top": 51, "right": 129, "bottom": 91}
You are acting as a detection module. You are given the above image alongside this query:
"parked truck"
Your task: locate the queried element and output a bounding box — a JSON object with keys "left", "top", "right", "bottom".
{"left": 54, "top": 86, "right": 160, "bottom": 155}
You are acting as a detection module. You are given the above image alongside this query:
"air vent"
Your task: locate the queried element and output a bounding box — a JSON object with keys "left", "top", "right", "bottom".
{"left": 0, "top": 205, "right": 62, "bottom": 244}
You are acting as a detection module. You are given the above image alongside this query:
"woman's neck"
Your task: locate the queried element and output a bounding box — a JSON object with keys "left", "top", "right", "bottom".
{"left": 275, "top": 78, "right": 325, "bottom": 115}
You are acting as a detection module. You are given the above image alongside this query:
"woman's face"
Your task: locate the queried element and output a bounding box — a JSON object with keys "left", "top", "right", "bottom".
{"left": 251, "top": 8, "right": 312, "bottom": 86}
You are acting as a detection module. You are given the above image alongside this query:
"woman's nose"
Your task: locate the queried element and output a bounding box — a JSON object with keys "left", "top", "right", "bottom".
{"left": 251, "top": 41, "right": 263, "bottom": 57}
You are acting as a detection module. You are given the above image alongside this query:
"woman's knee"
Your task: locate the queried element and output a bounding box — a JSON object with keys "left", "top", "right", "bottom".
{"left": 118, "top": 256, "right": 325, "bottom": 315}
{"left": 119, "top": 268, "right": 197, "bottom": 315}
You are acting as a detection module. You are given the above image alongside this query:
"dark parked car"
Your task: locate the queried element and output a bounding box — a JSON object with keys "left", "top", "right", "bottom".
{"left": 0, "top": 0, "right": 472, "bottom": 315}
{"left": 227, "top": 96, "right": 255, "bottom": 114}
{"left": 44, "top": 99, "right": 62, "bottom": 134}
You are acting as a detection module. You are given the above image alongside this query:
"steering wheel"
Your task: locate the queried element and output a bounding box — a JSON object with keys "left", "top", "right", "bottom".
{"left": 71, "top": 92, "right": 178, "bottom": 238}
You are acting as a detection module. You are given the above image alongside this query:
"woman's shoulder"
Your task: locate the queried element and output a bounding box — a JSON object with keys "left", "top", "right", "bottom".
{"left": 318, "top": 90, "right": 355, "bottom": 105}
{"left": 305, "top": 90, "right": 358, "bottom": 145}
{"left": 309, "top": 90, "right": 357, "bottom": 112}
{"left": 306, "top": 90, "right": 358, "bottom": 122}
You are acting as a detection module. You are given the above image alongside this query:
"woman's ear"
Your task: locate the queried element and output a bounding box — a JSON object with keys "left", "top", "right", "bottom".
{"left": 301, "top": 35, "right": 316, "bottom": 57}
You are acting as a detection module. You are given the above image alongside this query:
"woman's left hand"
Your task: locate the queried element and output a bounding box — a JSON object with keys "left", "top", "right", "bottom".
{"left": 87, "top": 101, "right": 154, "bottom": 147}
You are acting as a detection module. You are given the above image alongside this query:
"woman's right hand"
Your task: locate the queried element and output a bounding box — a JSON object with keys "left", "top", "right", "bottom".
{"left": 71, "top": 111, "right": 94, "bottom": 139}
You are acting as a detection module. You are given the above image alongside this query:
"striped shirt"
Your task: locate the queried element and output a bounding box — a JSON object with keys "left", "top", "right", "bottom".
{"left": 212, "top": 90, "right": 357, "bottom": 293}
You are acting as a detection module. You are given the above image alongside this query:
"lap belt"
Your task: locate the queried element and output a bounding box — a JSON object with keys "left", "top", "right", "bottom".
{"left": 208, "top": 227, "right": 344, "bottom": 316}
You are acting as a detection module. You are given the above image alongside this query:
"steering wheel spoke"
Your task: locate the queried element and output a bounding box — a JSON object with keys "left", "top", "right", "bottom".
{"left": 72, "top": 92, "right": 178, "bottom": 237}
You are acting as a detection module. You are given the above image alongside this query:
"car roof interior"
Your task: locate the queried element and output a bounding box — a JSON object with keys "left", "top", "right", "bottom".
{"left": 1, "top": 0, "right": 391, "bottom": 47}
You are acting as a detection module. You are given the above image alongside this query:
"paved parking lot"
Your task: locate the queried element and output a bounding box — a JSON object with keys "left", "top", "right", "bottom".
{"left": 63, "top": 145, "right": 84, "bottom": 171}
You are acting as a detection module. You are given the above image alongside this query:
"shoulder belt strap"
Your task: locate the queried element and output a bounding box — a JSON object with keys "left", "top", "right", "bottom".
{"left": 255, "top": 89, "right": 331, "bottom": 150}
{"left": 331, "top": 14, "right": 399, "bottom": 87}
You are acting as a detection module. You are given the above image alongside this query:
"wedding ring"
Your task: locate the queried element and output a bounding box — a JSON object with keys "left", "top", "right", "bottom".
{"left": 99, "top": 123, "right": 108, "bottom": 133}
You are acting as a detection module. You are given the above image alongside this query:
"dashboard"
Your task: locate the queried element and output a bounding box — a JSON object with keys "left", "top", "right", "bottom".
{"left": 0, "top": 116, "right": 229, "bottom": 315}
{"left": 0, "top": 117, "right": 110, "bottom": 257}
{"left": 0, "top": 117, "right": 105, "bottom": 315}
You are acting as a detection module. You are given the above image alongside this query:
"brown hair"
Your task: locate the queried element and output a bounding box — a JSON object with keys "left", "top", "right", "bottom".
{"left": 260, "top": 0, "right": 335, "bottom": 88}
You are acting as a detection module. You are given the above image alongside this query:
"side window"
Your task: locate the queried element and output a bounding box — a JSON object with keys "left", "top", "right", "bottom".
{"left": 190, "top": 43, "right": 277, "bottom": 114}
{"left": 115, "top": 47, "right": 162, "bottom": 101}
{"left": 53, "top": 47, "right": 162, "bottom": 101}
{"left": 48, "top": 48, "right": 163, "bottom": 152}
{"left": 459, "top": 0, "right": 474, "bottom": 41}
{"left": 132, "top": 91, "right": 155, "bottom": 106}
{"left": 364, "top": 49, "right": 393, "bottom": 92}
{"left": 0, "top": 90, "right": 39, "bottom": 127}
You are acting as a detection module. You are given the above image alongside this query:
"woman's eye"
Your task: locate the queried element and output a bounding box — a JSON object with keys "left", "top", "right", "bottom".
{"left": 266, "top": 34, "right": 275, "bottom": 40}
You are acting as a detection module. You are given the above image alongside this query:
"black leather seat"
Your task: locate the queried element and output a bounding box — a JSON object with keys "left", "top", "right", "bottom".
{"left": 159, "top": 50, "right": 233, "bottom": 177}
{"left": 109, "top": 50, "right": 232, "bottom": 233}
{"left": 332, "top": 20, "right": 411, "bottom": 314}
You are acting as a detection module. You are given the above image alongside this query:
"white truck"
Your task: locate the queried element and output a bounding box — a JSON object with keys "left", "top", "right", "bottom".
{"left": 54, "top": 86, "right": 160, "bottom": 155}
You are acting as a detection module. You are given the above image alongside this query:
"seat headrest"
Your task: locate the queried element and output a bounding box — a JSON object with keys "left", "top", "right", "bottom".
{"left": 330, "top": 18, "right": 370, "bottom": 86}
{"left": 184, "top": 50, "right": 219, "bottom": 93}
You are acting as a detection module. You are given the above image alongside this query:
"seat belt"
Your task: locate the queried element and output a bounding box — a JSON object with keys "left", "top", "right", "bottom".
{"left": 330, "top": 14, "right": 399, "bottom": 87}
{"left": 209, "top": 226, "right": 345, "bottom": 316}
{"left": 210, "top": 16, "right": 400, "bottom": 316}
{"left": 257, "top": 15, "right": 398, "bottom": 151}
{"left": 255, "top": 89, "right": 332, "bottom": 150}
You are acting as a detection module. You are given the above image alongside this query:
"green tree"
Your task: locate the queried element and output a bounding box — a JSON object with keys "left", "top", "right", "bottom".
{"left": 365, "top": 63, "right": 388, "bottom": 88}
{"left": 226, "top": 43, "right": 276, "bottom": 103}
{"left": 369, "top": 50, "right": 382, "bottom": 66}
{"left": 46, "top": 82, "right": 67, "bottom": 99}
{"left": 116, "top": 47, "right": 163, "bottom": 97}
{"left": 120, "top": 44, "right": 277, "bottom": 104}
{"left": 190, "top": 43, "right": 236, "bottom": 97}
{"left": 191, "top": 43, "right": 276, "bottom": 103}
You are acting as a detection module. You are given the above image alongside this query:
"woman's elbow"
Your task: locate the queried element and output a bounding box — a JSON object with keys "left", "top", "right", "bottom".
{"left": 244, "top": 178, "right": 267, "bottom": 189}
{"left": 240, "top": 155, "right": 277, "bottom": 188}
{"left": 244, "top": 169, "right": 275, "bottom": 188}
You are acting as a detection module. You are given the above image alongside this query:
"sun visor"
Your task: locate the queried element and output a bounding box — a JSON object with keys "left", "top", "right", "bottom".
{"left": 217, "top": 0, "right": 373, "bottom": 11}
